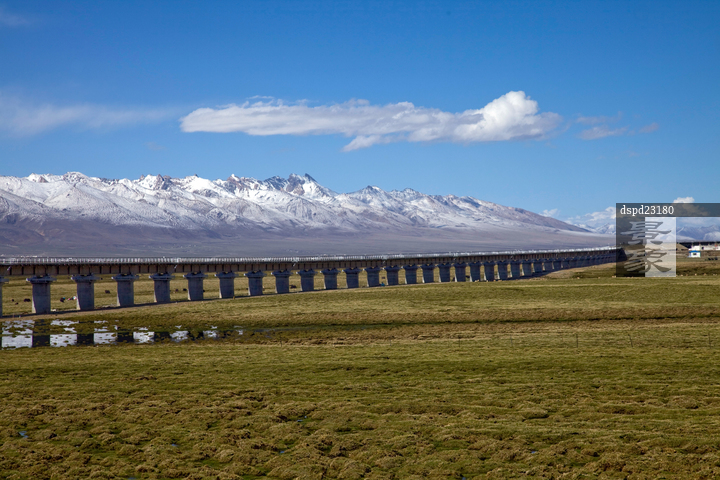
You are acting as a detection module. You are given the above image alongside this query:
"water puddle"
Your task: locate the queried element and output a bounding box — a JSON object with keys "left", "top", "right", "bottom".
{"left": 1, "top": 319, "right": 243, "bottom": 349}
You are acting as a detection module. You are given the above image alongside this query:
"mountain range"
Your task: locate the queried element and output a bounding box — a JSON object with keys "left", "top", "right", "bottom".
{"left": 0, "top": 172, "right": 613, "bottom": 256}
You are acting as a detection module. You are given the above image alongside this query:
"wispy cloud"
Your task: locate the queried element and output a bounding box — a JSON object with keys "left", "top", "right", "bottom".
{"left": 144, "top": 141, "right": 166, "bottom": 151}
{"left": 0, "top": 5, "right": 31, "bottom": 27}
{"left": 577, "top": 125, "right": 628, "bottom": 140}
{"left": 0, "top": 94, "right": 175, "bottom": 136}
{"left": 576, "top": 112, "right": 622, "bottom": 125}
{"left": 575, "top": 112, "right": 658, "bottom": 140}
{"left": 673, "top": 196, "right": 695, "bottom": 203}
{"left": 179, "top": 91, "right": 563, "bottom": 151}
{"left": 639, "top": 122, "right": 659, "bottom": 133}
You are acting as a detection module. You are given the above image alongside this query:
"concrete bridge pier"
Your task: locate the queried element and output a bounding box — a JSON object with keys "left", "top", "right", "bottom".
{"left": 509, "top": 260, "right": 521, "bottom": 279}
{"left": 365, "top": 267, "right": 382, "bottom": 287}
{"left": 149, "top": 273, "right": 174, "bottom": 304}
{"left": 468, "top": 262, "right": 482, "bottom": 282}
{"left": 272, "top": 270, "right": 291, "bottom": 294}
{"left": 112, "top": 274, "right": 139, "bottom": 307}
{"left": 26, "top": 275, "right": 56, "bottom": 314}
{"left": 384, "top": 266, "right": 401, "bottom": 286}
{"left": 0, "top": 276, "right": 8, "bottom": 317}
{"left": 245, "top": 271, "right": 265, "bottom": 296}
{"left": 496, "top": 261, "right": 509, "bottom": 280}
{"left": 216, "top": 272, "right": 238, "bottom": 298}
{"left": 322, "top": 268, "right": 339, "bottom": 290}
{"left": 483, "top": 261, "right": 496, "bottom": 281}
{"left": 532, "top": 260, "right": 545, "bottom": 276}
{"left": 421, "top": 264, "right": 436, "bottom": 283}
{"left": 453, "top": 262, "right": 467, "bottom": 282}
{"left": 543, "top": 258, "right": 554, "bottom": 273}
{"left": 403, "top": 265, "right": 418, "bottom": 284}
{"left": 184, "top": 272, "right": 207, "bottom": 301}
{"left": 298, "top": 269, "right": 316, "bottom": 292}
{"left": 438, "top": 263, "right": 452, "bottom": 283}
{"left": 552, "top": 258, "right": 562, "bottom": 271}
{"left": 71, "top": 274, "right": 100, "bottom": 310}
{"left": 561, "top": 258, "right": 571, "bottom": 269}
{"left": 521, "top": 260, "right": 534, "bottom": 278}
{"left": 569, "top": 257, "right": 579, "bottom": 269}
{"left": 344, "top": 268, "right": 360, "bottom": 289}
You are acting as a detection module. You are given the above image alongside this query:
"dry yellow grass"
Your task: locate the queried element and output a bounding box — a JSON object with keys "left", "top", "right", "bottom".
{"left": 1, "top": 259, "right": 720, "bottom": 478}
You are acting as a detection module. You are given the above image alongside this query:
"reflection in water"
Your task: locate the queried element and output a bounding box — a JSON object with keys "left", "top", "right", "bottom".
{"left": 51, "top": 334, "right": 77, "bottom": 347}
{"left": 171, "top": 331, "right": 189, "bottom": 342}
{"left": 117, "top": 331, "right": 134, "bottom": 343}
{"left": 0, "top": 319, "right": 242, "bottom": 349}
{"left": 2, "top": 335, "right": 32, "bottom": 349}
{"left": 133, "top": 331, "right": 154, "bottom": 344}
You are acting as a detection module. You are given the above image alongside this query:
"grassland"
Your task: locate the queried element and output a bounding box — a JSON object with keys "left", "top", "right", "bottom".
{"left": 2, "top": 257, "right": 720, "bottom": 479}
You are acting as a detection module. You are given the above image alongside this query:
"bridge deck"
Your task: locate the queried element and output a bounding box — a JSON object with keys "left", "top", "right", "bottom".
{"left": 1, "top": 246, "right": 618, "bottom": 276}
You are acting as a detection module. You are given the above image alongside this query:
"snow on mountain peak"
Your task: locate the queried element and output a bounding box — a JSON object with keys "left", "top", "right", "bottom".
{"left": 0, "top": 171, "right": 588, "bottom": 235}
{"left": 27, "top": 173, "right": 48, "bottom": 183}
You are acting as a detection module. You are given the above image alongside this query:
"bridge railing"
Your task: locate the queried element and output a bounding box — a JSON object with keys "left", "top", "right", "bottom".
{"left": 0, "top": 245, "right": 618, "bottom": 266}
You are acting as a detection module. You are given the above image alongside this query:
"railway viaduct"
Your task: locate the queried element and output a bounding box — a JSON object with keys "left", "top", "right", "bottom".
{"left": 0, "top": 246, "right": 620, "bottom": 316}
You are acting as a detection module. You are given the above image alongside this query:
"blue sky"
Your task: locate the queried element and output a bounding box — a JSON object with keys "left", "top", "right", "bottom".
{"left": 1, "top": 0, "right": 718, "bottom": 222}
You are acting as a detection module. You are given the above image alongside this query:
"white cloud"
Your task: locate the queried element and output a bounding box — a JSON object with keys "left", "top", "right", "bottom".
{"left": 179, "top": 91, "right": 562, "bottom": 151}
{"left": 578, "top": 125, "right": 628, "bottom": 140}
{"left": 0, "top": 5, "right": 30, "bottom": 27}
{"left": 0, "top": 94, "right": 174, "bottom": 136}
{"left": 540, "top": 208, "right": 559, "bottom": 218}
{"left": 568, "top": 206, "right": 616, "bottom": 224}
{"left": 566, "top": 206, "right": 616, "bottom": 234}
{"left": 639, "top": 122, "right": 659, "bottom": 133}
{"left": 673, "top": 196, "right": 695, "bottom": 203}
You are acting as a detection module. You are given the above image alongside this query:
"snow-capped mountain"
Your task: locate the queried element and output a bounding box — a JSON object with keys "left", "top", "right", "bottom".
{"left": 677, "top": 224, "right": 720, "bottom": 242}
{"left": 0, "top": 172, "right": 607, "bottom": 256}
{"left": 1, "top": 172, "right": 586, "bottom": 233}
{"left": 572, "top": 222, "right": 616, "bottom": 235}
